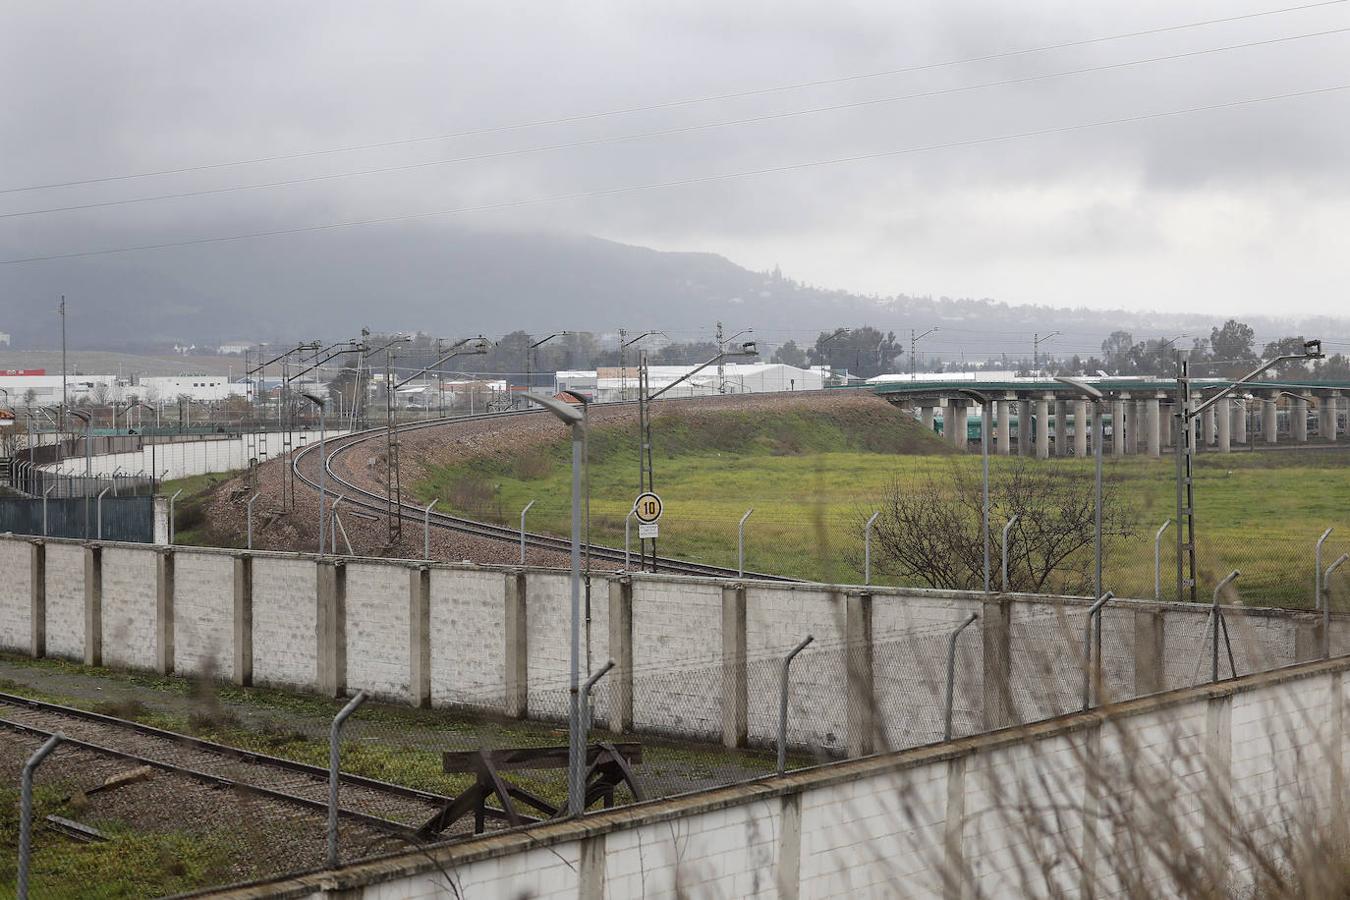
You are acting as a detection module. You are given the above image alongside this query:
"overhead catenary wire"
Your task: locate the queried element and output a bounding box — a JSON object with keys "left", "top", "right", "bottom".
{"left": 7, "top": 25, "right": 1350, "bottom": 222}
{"left": 5, "top": 80, "right": 1350, "bottom": 267}
{"left": 0, "top": 0, "right": 1344, "bottom": 196}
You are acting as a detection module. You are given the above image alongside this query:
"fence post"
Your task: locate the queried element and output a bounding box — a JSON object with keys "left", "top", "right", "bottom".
{"left": 1317, "top": 527, "right": 1335, "bottom": 610}
{"left": 944, "top": 614, "right": 978, "bottom": 741}
{"left": 156, "top": 549, "right": 175, "bottom": 675}
{"left": 845, "top": 590, "right": 875, "bottom": 757}
{"left": 738, "top": 508, "right": 753, "bottom": 578}
{"left": 606, "top": 576, "right": 634, "bottom": 734}
{"left": 246, "top": 492, "right": 261, "bottom": 550}
{"left": 19, "top": 733, "right": 63, "bottom": 900}
{"left": 1081, "top": 592, "right": 1115, "bottom": 711}
{"left": 1001, "top": 515, "right": 1019, "bottom": 592}
{"left": 624, "top": 508, "right": 637, "bottom": 570}
{"left": 29, "top": 541, "right": 46, "bottom": 659}
{"left": 409, "top": 566, "right": 431, "bottom": 708}
{"left": 42, "top": 486, "right": 53, "bottom": 537}
{"left": 1324, "top": 554, "right": 1349, "bottom": 659}
{"left": 981, "top": 595, "right": 1013, "bottom": 730}
{"left": 168, "top": 489, "right": 182, "bottom": 544}
{"left": 328, "top": 691, "right": 367, "bottom": 868}
{"left": 864, "top": 511, "right": 880, "bottom": 586}
{"left": 232, "top": 554, "right": 253, "bottom": 687}
{"left": 721, "top": 582, "right": 748, "bottom": 749}
{"left": 1133, "top": 608, "right": 1166, "bottom": 695}
{"left": 95, "top": 487, "right": 110, "bottom": 540}
{"left": 1154, "top": 519, "right": 1171, "bottom": 601}
{"left": 778, "top": 635, "right": 814, "bottom": 774}
{"left": 504, "top": 570, "right": 528, "bottom": 718}
{"left": 581, "top": 660, "right": 616, "bottom": 741}
{"left": 1212, "top": 571, "right": 1241, "bottom": 683}
{"left": 83, "top": 544, "right": 103, "bottom": 667}
{"left": 316, "top": 560, "right": 347, "bottom": 698}
{"left": 520, "top": 499, "right": 536, "bottom": 565}
{"left": 423, "top": 499, "right": 438, "bottom": 561}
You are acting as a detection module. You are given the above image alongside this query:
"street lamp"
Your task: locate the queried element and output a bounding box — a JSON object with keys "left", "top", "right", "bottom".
{"left": 1032, "top": 332, "right": 1061, "bottom": 375}
{"left": 956, "top": 388, "right": 991, "bottom": 593}
{"left": 521, "top": 392, "right": 586, "bottom": 818}
{"left": 1054, "top": 377, "right": 1104, "bottom": 599}
{"left": 301, "top": 393, "right": 327, "bottom": 555}
{"left": 910, "top": 327, "right": 939, "bottom": 378}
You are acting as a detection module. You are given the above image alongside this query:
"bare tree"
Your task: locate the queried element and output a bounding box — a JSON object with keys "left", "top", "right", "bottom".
{"left": 867, "top": 459, "right": 1133, "bottom": 594}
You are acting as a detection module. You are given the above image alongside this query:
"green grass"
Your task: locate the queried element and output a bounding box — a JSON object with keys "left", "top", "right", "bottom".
{"left": 0, "top": 781, "right": 236, "bottom": 899}
{"left": 160, "top": 470, "right": 242, "bottom": 546}
{"left": 414, "top": 410, "right": 1350, "bottom": 606}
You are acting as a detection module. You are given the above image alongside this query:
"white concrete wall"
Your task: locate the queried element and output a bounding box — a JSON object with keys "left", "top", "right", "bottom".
{"left": 250, "top": 556, "right": 317, "bottom": 688}
{"left": 35, "top": 429, "right": 350, "bottom": 481}
{"left": 43, "top": 542, "right": 85, "bottom": 660}
{"left": 230, "top": 661, "right": 1350, "bottom": 900}
{"left": 172, "top": 550, "right": 235, "bottom": 679}
{"left": 631, "top": 579, "right": 725, "bottom": 742}
{"left": 344, "top": 561, "right": 411, "bottom": 701}
{"left": 429, "top": 568, "right": 505, "bottom": 709}
{"left": 0, "top": 539, "right": 31, "bottom": 652}
{"left": 99, "top": 546, "right": 159, "bottom": 670}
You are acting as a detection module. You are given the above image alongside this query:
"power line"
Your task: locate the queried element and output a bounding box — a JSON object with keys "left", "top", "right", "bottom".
{"left": 1, "top": 0, "right": 1343, "bottom": 196}
{"left": 6, "top": 25, "right": 1347, "bottom": 222}
{"left": 5, "top": 80, "right": 1348, "bottom": 266}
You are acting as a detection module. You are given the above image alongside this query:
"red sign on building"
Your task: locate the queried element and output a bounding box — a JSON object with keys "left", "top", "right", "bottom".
{"left": 0, "top": 369, "right": 46, "bottom": 376}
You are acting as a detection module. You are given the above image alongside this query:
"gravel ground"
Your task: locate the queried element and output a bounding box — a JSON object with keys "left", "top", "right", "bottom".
{"left": 205, "top": 390, "right": 906, "bottom": 565}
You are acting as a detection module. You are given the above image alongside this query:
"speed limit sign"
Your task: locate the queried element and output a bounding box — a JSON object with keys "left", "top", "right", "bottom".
{"left": 633, "top": 491, "right": 663, "bottom": 524}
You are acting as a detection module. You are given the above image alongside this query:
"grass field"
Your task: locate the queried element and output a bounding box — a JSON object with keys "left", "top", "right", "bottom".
{"left": 415, "top": 411, "right": 1350, "bottom": 607}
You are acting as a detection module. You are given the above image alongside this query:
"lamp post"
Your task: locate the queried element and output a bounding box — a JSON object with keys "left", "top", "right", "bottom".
{"left": 521, "top": 392, "right": 586, "bottom": 817}
{"left": 910, "top": 327, "right": 938, "bottom": 378}
{"left": 1054, "top": 377, "right": 1104, "bottom": 599}
{"left": 301, "top": 393, "right": 327, "bottom": 554}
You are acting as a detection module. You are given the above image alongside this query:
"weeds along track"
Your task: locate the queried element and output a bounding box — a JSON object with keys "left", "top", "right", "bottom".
{"left": 291, "top": 406, "right": 793, "bottom": 580}
{"left": 0, "top": 691, "right": 451, "bottom": 839}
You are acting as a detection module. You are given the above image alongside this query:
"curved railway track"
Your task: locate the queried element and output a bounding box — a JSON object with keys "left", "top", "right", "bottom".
{"left": 0, "top": 691, "right": 452, "bottom": 839}
{"left": 290, "top": 407, "right": 791, "bottom": 580}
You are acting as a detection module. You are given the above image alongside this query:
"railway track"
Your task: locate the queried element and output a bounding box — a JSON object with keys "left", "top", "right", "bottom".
{"left": 0, "top": 691, "right": 453, "bottom": 839}
{"left": 291, "top": 407, "right": 791, "bottom": 580}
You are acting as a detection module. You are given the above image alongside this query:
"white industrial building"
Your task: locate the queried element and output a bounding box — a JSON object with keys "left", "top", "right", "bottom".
{"left": 135, "top": 375, "right": 247, "bottom": 402}
{"left": 0, "top": 372, "right": 119, "bottom": 405}
{"left": 555, "top": 362, "right": 825, "bottom": 402}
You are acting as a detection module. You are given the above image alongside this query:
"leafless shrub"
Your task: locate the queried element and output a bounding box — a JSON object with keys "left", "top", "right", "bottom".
{"left": 867, "top": 459, "right": 1134, "bottom": 593}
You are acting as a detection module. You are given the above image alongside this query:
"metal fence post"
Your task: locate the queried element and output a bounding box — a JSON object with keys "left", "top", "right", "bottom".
{"left": 246, "top": 492, "right": 261, "bottom": 550}
{"left": 1001, "top": 514, "right": 1019, "bottom": 593}
{"left": 624, "top": 508, "right": 636, "bottom": 570}
{"left": 519, "top": 499, "right": 536, "bottom": 565}
{"left": 1317, "top": 527, "right": 1335, "bottom": 610}
{"left": 330, "top": 495, "right": 345, "bottom": 554}
{"left": 1324, "top": 554, "right": 1349, "bottom": 659}
{"left": 423, "top": 499, "right": 438, "bottom": 561}
{"left": 1081, "top": 591, "right": 1115, "bottom": 711}
{"left": 1212, "top": 571, "right": 1241, "bottom": 683}
{"left": 95, "top": 486, "right": 110, "bottom": 540}
{"left": 19, "top": 733, "right": 63, "bottom": 900}
{"left": 738, "top": 508, "right": 754, "bottom": 578}
{"left": 944, "top": 614, "right": 978, "bottom": 741}
{"left": 580, "top": 659, "right": 616, "bottom": 742}
{"left": 863, "top": 511, "right": 880, "bottom": 586}
{"left": 328, "top": 691, "right": 368, "bottom": 868}
{"left": 168, "top": 489, "right": 183, "bottom": 544}
{"left": 42, "top": 485, "right": 54, "bottom": 536}
{"left": 1154, "top": 519, "right": 1172, "bottom": 601}
{"left": 778, "top": 635, "right": 814, "bottom": 774}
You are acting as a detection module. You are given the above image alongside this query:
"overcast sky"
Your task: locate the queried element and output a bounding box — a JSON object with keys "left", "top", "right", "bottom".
{"left": 3, "top": 0, "right": 1349, "bottom": 318}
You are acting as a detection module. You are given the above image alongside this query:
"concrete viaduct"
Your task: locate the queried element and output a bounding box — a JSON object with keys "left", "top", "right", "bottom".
{"left": 870, "top": 376, "right": 1350, "bottom": 458}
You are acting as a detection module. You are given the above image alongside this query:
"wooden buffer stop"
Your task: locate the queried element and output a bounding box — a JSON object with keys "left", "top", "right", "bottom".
{"left": 415, "top": 742, "right": 644, "bottom": 839}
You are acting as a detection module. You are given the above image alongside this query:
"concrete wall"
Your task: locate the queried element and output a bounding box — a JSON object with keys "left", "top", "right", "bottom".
{"left": 0, "top": 533, "right": 1335, "bottom": 761}
{"left": 205, "top": 658, "right": 1350, "bottom": 900}
{"left": 34, "top": 429, "right": 351, "bottom": 481}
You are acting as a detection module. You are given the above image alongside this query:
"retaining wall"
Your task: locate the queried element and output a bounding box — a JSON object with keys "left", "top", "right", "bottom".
{"left": 0, "top": 533, "right": 1335, "bottom": 758}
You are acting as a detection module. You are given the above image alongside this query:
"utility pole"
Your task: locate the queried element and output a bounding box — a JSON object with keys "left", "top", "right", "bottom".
{"left": 618, "top": 329, "right": 628, "bottom": 402}
{"left": 910, "top": 327, "right": 938, "bottom": 378}
{"left": 1033, "top": 331, "right": 1061, "bottom": 375}
{"left": 716, "top": 321, "right": 725, "bottom": 394}
{"left": 59, "top": 297, "right": 67, "bottom": 457}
